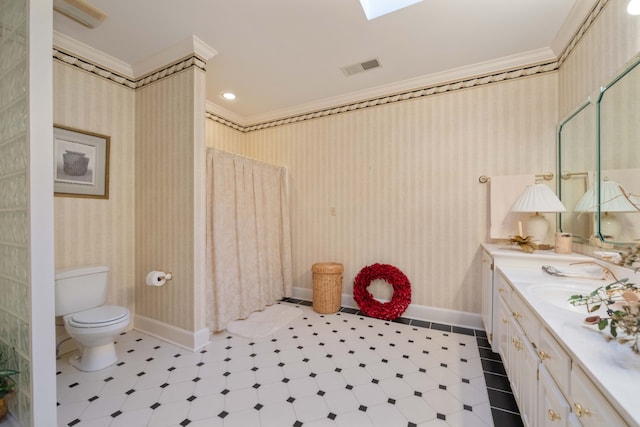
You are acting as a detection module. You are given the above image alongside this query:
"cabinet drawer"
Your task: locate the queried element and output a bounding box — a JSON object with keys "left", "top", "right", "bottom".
{"left": 570, "top": 366, "right": 626, "bottom": 427}
{"left": 496, "top": 273, "right": 513, "bottom": 306}
{"left": 511, "top": 292, "right": 540, "bottom": 346}
{"left": 538, "top": 328, "right": 571, "bottom": 396}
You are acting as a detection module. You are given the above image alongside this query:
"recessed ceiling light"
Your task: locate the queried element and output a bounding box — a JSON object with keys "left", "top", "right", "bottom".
{"left": 359, "top": 0, "right": 423, "bottom": 20}
{"left": 221, "top": 92, "right": 236, "bottom": 101}
{"left": 628, "top": 0, "right": 640, "bottom": 15}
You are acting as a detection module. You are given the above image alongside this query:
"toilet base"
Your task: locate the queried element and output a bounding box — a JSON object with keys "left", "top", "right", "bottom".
{"left": 69, "top": 342, "right": 118, "bottom": 372}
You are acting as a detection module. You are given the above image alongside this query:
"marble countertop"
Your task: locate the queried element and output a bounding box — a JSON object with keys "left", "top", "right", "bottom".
{"left": 498, "top": 264, "right": 640, "bottom": 427}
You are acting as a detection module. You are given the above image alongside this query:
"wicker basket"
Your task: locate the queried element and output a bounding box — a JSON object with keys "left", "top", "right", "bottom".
{"left": 312, "top": 262, "right": 344, "bottom": 314}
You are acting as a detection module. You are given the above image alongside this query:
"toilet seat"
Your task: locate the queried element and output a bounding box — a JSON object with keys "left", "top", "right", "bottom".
{"left": 67, "top": 305, "right": 129, "bottom": 328}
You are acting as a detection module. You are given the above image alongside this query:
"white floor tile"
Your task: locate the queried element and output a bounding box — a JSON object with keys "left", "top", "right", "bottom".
{"left": 219, "top": 408, "right": 260, "bottom": 426}
{"left": 120, "top": 387, "right": 163, "bottom": 412}
{"left": 367, "top": 402, "right": 408, "bottom": 427}
{"left": 447, "top": 408, "right": 492, "bottom": 427}
{"left": 79, "top": 394, "right": 127, "bottom": 421}
{"left": 146, "top": 400, "right": 191, "bottom": 427}
{"left": 334, "top": 409, "right": 373, "bottom": 427}
{"left": 292, "top": 394, "right": 330, "bottom": 423}
{"left": 109, "top": 408, "right": 153, "bottom": 427}
{"left": 224, "top": 387, "right": 258, "bottom": 412}
{"left": 186, "top": 392, "right": 225, "bottom": 421}
{"left": 258, "top": 400, "right": 298, "bottom": 426}
{"left": 395, "top": 395, "right": 436, "bottom": 424}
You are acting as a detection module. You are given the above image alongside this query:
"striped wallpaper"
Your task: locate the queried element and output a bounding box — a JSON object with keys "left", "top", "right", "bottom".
{"left": 53, "top": 61, "right": 136, "bottom": 314}
{"left": 208, "top": 74, "right": 559, "bottom": 314}
{"left": 135, "top": 68, "right": 208, "bottom": 332}
{"left": 558, "top": 0, "right": 640, "bottom": 118}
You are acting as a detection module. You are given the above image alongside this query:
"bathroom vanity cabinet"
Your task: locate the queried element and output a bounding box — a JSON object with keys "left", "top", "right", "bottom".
{"left": 480, "top": 244, "right": 589, "bottom": 351}
{"left": 482, "top": 246, "right": 637, "bottom": 427}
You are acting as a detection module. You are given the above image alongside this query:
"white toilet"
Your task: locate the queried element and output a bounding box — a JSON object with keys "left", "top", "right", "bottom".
{"left": 55, "top": 265, "right": 130, "bottom": 372}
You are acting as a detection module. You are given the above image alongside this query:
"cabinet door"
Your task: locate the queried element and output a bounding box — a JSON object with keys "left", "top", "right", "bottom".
{"left": 495, "top": 273, "right": 512, "bottom": 358}
{"left": 570, "top": 366, "right": 626, "bottom": 427}
{"left": 538, "top": 328, "right": 571, "bottom": 396}
{"left": 481, "top": 250, "right": 494, "bottom": 345}
{"left": 538, "top": 365, "right": 569, "bottom": 427}
{"left": 497, "top": 295, "right": 511, "bottom": 371}
{"left": 511, "top": 319, "right": 538, "bottom": 427}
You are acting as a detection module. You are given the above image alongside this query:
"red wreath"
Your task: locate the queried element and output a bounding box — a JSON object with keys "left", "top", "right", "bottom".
{"left": 353, "top": 263, "right": 411, "bottom": 320}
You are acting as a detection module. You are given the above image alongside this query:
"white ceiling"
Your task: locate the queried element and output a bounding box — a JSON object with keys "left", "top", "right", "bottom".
{"left": 52, "top": 0, "right": 593, "bottom": 125}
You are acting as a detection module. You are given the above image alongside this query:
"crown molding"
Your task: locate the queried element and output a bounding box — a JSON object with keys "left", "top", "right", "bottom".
{"left": 132, "top": 35, "right": 217, "bottom": 78}
{"left": 205, "top": 101, "right": 247, "bottom": 128}
{"left": 246, "top": 47, "right": 557, "bottom": 125}
{"left": 53, "top": 30, "right": 133, "bottom": 77}
{"left": 551, "top": 0, "right": 600, "bottom": 57}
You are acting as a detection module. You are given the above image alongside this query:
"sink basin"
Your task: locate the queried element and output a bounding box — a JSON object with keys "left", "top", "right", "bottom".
{"left": 527, "top": 283, "right": 604, "bottom": 314}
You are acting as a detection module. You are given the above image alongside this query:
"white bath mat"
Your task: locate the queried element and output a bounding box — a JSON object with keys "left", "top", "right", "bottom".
{"left": 226, "top": 304, "right": 303, "bottom": 339}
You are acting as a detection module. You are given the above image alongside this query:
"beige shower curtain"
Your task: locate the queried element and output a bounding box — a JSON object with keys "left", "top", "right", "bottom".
{"left": 205, "top": 149, "right": 293, "bottom": 332}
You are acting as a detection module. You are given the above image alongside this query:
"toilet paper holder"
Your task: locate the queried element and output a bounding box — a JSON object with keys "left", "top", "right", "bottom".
{"left": 146, "top": 270, "right": 173, "bottom": 286}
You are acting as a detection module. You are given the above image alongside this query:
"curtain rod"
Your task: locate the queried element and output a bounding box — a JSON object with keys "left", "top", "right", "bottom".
{"left": 478, "top": 172, "right": 554, "bottom": 184}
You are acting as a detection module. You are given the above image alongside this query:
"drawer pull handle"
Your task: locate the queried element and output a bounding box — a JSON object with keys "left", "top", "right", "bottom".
{"left": 512, "top": 338, "right": 522, "bottom": 351}
{"left": 547, "top": 409, "right": 561, "bottom": 421}
{"left": 502, "top": 318, "right": 509, "bottom": 324}
{"left": 538, "top": 350, "right": 550, "bottom": 360}
{"left": 574, "top": 403, "right": 591, "bottom": 417}
{"left": 498, "top": 288, "right": 505, "bottom": 293}
{"left": 512, "top": 311, "right": 522, "bottom": 319}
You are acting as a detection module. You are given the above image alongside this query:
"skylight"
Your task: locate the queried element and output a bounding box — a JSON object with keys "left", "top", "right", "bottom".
{"left": 359, "top": 0, "right": 424, "bottom": 20}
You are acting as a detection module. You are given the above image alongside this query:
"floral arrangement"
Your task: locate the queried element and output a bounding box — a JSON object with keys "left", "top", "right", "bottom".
{"left": 353, "top": 263, "right": 411, "bottom": 321}
{"left": 570, "top": 279, "right": 640, "bottom": 353}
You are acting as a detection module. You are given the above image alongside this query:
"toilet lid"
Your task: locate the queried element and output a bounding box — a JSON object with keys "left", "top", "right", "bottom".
{"left": 68, "top": 305, "right": 129, "bottom": 328}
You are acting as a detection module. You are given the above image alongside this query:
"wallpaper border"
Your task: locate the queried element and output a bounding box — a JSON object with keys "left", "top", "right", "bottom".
{"left": 52, "top": 47, "right": 206, "bottom": 91}
{"left": 209, "top": 60, "right": 559, "bottom": 133}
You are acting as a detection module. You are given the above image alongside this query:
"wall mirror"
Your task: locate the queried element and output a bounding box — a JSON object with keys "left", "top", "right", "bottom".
{"left": 558, "top": 100, "right": 597, "bottom": 244}
{"left": 597, "top": 55, "right": 640, "bottom": 245}
{"left": 559, "top": 54, "right": 640, "bottom": 249}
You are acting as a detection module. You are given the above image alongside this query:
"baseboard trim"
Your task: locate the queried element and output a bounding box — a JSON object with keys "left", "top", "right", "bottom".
{"left": 133, "top": 314, "right": 210, "bottom": 352}
{"left": 291, "top": 286, "right": 483, "bottom": 330}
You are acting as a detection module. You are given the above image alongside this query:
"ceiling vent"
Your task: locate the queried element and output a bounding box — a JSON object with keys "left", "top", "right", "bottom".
{"left": 341, "top": 58, "right": 382, "bottom": 77}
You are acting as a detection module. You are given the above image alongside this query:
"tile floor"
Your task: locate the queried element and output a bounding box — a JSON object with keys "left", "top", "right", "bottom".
{"left": 56, "top": 299, "right": 523, "bottom": 426}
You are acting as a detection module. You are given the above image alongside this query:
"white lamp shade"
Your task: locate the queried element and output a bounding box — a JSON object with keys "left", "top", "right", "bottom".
{"left": 511, "top": 184, "right": 567, "bottom": 213}
{"left": 575, "top": 181, "right": 638, "bottom": 213}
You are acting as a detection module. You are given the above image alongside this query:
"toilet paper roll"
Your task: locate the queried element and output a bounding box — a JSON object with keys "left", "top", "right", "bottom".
{"left": 146, "top": 271, "right": 167, "bottom": 287}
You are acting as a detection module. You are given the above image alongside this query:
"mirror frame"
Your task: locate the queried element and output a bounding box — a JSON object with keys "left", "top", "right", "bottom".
{"left": 595, "top": 54, "right": 640, "bottom": 246}
{"left": 557, "top": 98, "right": 595, "bottom": 244}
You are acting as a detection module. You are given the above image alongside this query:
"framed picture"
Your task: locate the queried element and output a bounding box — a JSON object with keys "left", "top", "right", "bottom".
{"left": 54, "top": 125, "right": 110, "bottom": 199}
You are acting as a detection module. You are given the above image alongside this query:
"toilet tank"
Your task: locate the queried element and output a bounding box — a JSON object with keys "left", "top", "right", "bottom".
{"left": 55, "top": 266, "right": 109, "bottom": 316}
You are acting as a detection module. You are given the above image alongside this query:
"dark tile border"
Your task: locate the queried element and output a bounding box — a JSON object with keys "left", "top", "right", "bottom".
{"left": 281, "top": 297, "right": 524, "bottom": 426}
{"left": 476, "top": 336, "right": 523, "bottom": 426}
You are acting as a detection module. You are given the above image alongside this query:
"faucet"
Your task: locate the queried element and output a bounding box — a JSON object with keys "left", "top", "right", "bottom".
{"left": 569, "top": 261, "right": 621, "bottom": 283}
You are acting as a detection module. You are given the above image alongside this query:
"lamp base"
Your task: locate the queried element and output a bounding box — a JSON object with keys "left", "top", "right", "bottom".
{"left": 526, "top": 213, "right": 549, "bottom": 244}
{"left": 600, "top": 212, "right": 620, "bottom": 240}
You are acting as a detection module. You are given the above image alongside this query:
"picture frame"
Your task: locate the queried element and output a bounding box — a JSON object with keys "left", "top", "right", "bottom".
{"left": 53, "top": 125, "right": 110, "bottom": 199}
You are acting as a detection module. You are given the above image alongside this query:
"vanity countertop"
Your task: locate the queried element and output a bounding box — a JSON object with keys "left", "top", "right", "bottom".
{"left": 498, "top": 264, "right": 640, "bottom": 427}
